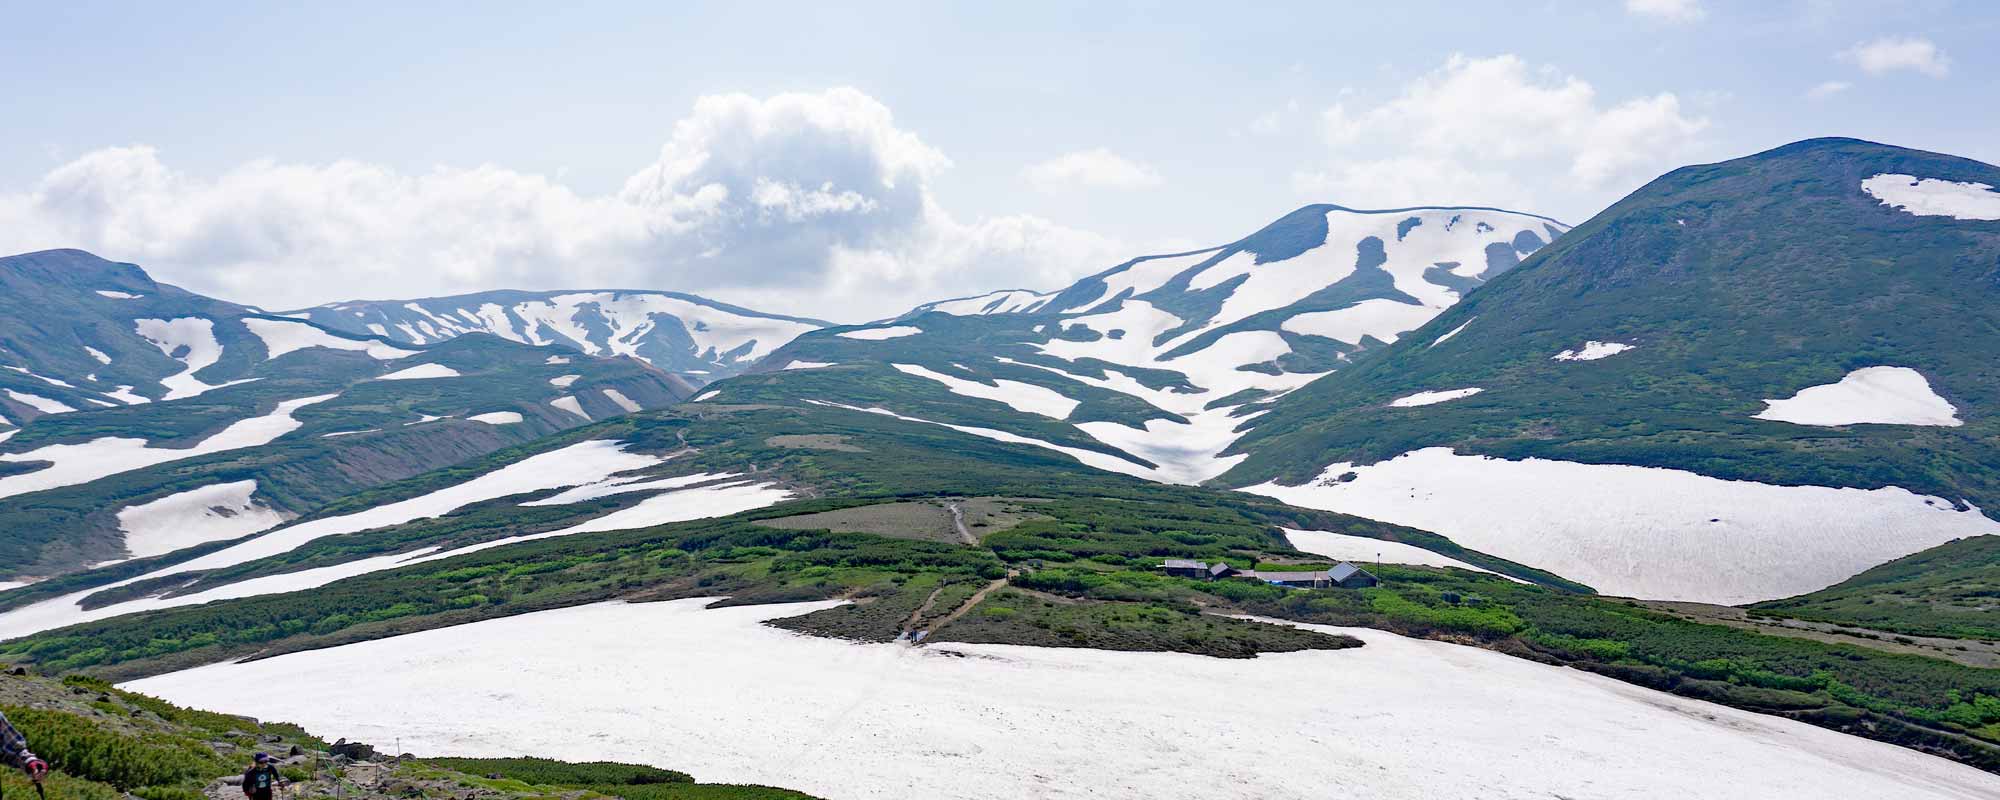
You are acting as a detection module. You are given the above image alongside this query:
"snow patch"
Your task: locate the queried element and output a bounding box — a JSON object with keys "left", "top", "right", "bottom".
{"left": 84, "top": 346, "right": 112, "bottom": 364}
{"left": 1429, "top": 317, "right": 1474, "bottom": 348}
{"left": 134, "top": 317, "right": 258, "bottom": 399}
{"left": 244, "top": 317, "right": 419, "bottom": 360}
{"left": 1281, "top": 299, "right": 1437, "bottom": 346}
{"left": 467, "top": 411, "right": 524, "bottom": 425}
{"left": 1861, "top": 173, "right": 2000, "bottom": 220}
{"left": 126, "top": 598, "right": 2000, "bottom": 800}
{"left": 600, "top": 388, "right": 642, "bottom": 413}
{"left": 5, "top": 390, "right": 74, "bottom": 415}
{"left": 548, "top": 374, "right": 580, "bottom": 388}
{"left": 891, "top": 363, "right": 1079, "bottom": 420}
{"left": 692, "top": 390, "right": 720, "bottom": 402}
{"left": 550, "top": 396, "right": 590, "bottom": 420}
{"left": 837, "top": 325, "right": 922, "bottom": 340}
{"left": 95, "top": 290, "right": 142, "bottom": 299}
{"left": 1389, "top": 388, "right": 1482, "bottom": 407}
{"left": 0, "top": 394, "right": 337, "bottom": 501}
{"left": 1755, "top": 366, "right": 1961, "bottom": 427}
{"left": 376, "top": 363, "right": 462, "bottom": 381}
{"left": 1283, "top": 529, "right": 1516, "bottom": 580}
{"left": 106, "top": 386, "right": 149, "bottom": 405}
{"left": 545, "top": 356, "right": 571, "bottom": 365}
{"left": 1553, "top": 341, "right": 1634, "bottom": 361}
{"left": 116, "top": 480, "right": 288, "bottom": 560}
{"left": 784, "top": 360, "right": 837, "bottom": 370}
{"left": 1243, "top": 448, "right": 2000, "bottom": 604}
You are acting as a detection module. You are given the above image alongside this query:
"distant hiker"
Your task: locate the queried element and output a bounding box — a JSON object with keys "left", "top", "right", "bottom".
{"left": 0, "top": 710, "right": 49, "bottom": 786}
{"left": 243, "top": 753, "right": 286, "bottom": 800}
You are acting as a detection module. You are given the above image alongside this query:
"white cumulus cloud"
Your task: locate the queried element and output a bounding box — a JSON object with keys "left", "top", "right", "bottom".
{"left": 1024, "top": 148, "right": 1165, "bottom": 190}
{"left": 1805, "top": 80, "right": 1851, "bottom": 99}
{"left": 0, "top": 88, "right": 1124, "bottom": 323}
{"left": 1626, "top": 0, "right": 1706, "bottom": 23}
{"left": 1293, "top": 54, "right": 1709, "bottom": 220}
{"left": 1841, "top": 36, "right": 1950, "bottom": 78}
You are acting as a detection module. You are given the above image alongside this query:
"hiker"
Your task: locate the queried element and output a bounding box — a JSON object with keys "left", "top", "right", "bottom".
{"left": 242, "top": 753, "right": 286, "bottom": 800}
{"left": 0, "top": 710, "right": 49, "bottom": 786}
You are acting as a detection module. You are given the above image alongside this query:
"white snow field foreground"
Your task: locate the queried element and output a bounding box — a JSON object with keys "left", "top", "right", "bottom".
{"left": 127, "top": 599, "right": 2000, "bottom": 800}
{"left": 1245, "top": 448, "right": 2000, "bottom": 604}
{"left": 1756, "top": 365, "right": 1962, "bottom": 427}
{"left": 0, "top": 442, "right": 792, "bottom": 640}
{"left": 1862, "top": 173, "right": 2000, "bottom": 220}
{"left": 0, "top": 394, "right": 337, "bottom": 501}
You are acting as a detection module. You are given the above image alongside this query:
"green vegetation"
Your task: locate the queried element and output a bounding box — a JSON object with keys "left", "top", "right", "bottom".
{"left": 407, "top": 757, "right": 820, "bottom": 799}
{"left": 1753, "top": 535, "right": 2000, "bottom": 641}
{"left": 1225, "top": 138, "right": 2000, "bottom": 521}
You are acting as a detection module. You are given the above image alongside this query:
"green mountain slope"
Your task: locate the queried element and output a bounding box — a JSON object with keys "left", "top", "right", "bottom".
{"left": 1753, "top": 535, "right": 2000, "bottom": 641}
{"left": 1220, "top": 138, "right": 2000, "bottom": 604}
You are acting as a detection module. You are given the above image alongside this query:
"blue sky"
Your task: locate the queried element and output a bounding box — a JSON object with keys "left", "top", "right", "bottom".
{"left": 2, "top": 0, "right": 1995, "bottom": 320}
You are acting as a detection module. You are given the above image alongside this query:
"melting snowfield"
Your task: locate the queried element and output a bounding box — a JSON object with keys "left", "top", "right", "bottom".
{"left": 1245, "top": 448, "right": 2000, "bottom": 604}
{"left": 1756, "top": 365, "right": 1962, "bottom": 427}
{"left": 115, "top": 480, "right": 288, "bottom": 559}
{"left": 127, "top": 598, "right": 2000, "bottom": 800}
{"left": 1862, "top": 173, "right": 2000, "bottom": 220}
{"left": 0, "top": 394, "right": 337, "bottom": 501}
{"left": 0, "top": 443, "right": 793, "bottom": 639}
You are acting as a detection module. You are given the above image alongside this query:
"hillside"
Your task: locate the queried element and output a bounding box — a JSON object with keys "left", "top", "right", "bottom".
{"left": 0, "top": 664, "right": 817, "bottom": 800}
{"left": 285, "top": 290, "right": 828, "bottom": 380}
{"left": 731, "top": 203, "right": 1565, "bottom": 484}
{"left": 1225, "top": 138, "right": 2000, "bottom": 605}
{"left": 0, "top": 251, "right": 695, "bottom": 579}
{"left": 1752, "top": 535, "right": 2000, "bottom": 641}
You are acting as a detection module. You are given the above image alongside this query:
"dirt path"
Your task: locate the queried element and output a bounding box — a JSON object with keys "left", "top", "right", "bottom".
{"left": 914, "top": 571, "right": 1014, "bottom": 644}
{"left": 898, "top": 585, "right": 947, "bottom": 638}
{"left": 1636, "top": 599, "right": 2000, "bottom": 668}
{"left": 945, "top": 502, "right": 976, "bottom": 544}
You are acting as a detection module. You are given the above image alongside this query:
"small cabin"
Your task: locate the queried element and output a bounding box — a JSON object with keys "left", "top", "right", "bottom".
{"left": 1159, "top": 559, "right": 1210, "bottom": 578}
{"left": 1328, "top": 562, "right": 1379, "bottom": 588}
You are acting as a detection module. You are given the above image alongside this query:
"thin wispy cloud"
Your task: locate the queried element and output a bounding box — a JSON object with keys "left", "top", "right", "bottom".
{"left": 1024, "top": 149, "right": 1165, "bottom": 190}
{"left": 1841, "top": 36, "right": 1950, "bottom": 77}
{"left": 1805, "top": 81, "right": 1851, "bottom": 99}
{"left": 1625, "top": 0, "right": 1706, "bottom": 24}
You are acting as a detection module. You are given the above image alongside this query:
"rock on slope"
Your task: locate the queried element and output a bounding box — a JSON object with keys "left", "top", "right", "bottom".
{"left": 1228, "top": 138, "right": 2000, "bottom": 604}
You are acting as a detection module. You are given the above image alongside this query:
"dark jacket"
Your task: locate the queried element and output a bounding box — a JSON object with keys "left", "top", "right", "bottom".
{"left": 243, "top": 764, "right": 283, "bottom": 796}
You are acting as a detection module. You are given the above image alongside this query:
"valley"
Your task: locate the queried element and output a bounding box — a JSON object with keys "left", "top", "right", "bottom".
{"left": 1, "top": 137, "right": 1998, "bottom": 795}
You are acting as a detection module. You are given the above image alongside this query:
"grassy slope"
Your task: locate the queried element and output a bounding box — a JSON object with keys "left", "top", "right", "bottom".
{"left": 1753, "top": 536, "right": 2000, "bottom": 640}
{"left": 0, "top": 668, "right": 817, "bottom": 800}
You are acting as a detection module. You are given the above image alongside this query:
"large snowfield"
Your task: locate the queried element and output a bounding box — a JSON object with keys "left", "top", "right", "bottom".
{"left": 126, "top": 598, "right": 2000, "bottom": 800}
{"left": 1244, "top": 447, "right": 2000, "bottom": 604}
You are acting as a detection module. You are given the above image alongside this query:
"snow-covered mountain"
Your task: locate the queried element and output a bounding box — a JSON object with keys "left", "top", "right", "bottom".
{"left": 0, "top": 250, "right": 694, "bottom": 577}
{"left": 285, "top": 290, "right": 829, "bottom": 379}
{"left": 732, "top": 203, "right": 1566, "bottom": 484}
{"left": 1229, "top": 138, "right": 2000, "bottom": 604}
